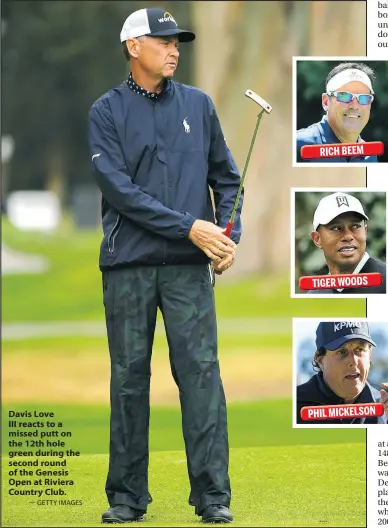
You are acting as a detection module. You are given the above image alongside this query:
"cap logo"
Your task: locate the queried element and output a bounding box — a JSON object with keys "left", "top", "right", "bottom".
{"left": 158, "top": 12, "right": 177, "bottom": 24}
{"left": 334, "top": 322, "right": 362, "bottom": 332}
{"left": 336, "top": 195, "right": 349, "bottom": 208}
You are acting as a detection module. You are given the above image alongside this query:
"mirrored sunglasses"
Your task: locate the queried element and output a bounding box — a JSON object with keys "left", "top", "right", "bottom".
{"left": 327, "top": 91, "right": 374, "bottom": 105}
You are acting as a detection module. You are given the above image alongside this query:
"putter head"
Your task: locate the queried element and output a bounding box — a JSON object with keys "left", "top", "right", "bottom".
{"left": 245, "top": 89, "right": 272, "bottom": 114}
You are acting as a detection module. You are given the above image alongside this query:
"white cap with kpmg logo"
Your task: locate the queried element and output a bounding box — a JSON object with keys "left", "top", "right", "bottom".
{"left": 120, "top": 8, "right": 195, "bottom": 43}
{"left": 316, "top": 321, "right": 376, "bottom": 350}
{"left": 313, "top": 192, "right": 368, "bottom": 231}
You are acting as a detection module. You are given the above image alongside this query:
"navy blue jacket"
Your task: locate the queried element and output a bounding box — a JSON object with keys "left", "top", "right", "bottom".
{"left": 89, "top": 79, "right": 243, "bottom": 270}
{"left": 297, "top": 371, "right": 387, "bottom": 424}
{"left": 297, "top": 115, "right": 378, "bottom": 163}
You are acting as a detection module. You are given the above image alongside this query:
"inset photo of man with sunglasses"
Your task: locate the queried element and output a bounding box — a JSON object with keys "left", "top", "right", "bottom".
{"left": 293, "top": 59, "right": 388, "bottom": 164}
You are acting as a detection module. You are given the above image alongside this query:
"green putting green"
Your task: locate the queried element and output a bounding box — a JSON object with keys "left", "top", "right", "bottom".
{"left": 2, "top": 444, "right": 365, "bottom": 527}
{"left": 2, "top": 218, "right": 367, "bottom": 527}
{"left": 2, "top": 401, "right": 365, "bottom": 454}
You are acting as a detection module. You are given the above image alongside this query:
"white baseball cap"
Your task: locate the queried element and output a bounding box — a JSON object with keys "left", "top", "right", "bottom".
{"left": 313, "top": 192, "right": 368, "bottom": 231}
{"left": 120, "top": 8, "right": 195, "bottom": 43}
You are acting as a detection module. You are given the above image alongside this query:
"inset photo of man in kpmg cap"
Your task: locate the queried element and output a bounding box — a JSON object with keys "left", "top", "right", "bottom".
{"left": 295, "top": 320, "right": 388, "bottom": 425}
{"left": 294, "top": 190, "right": 386, "bottom": 295}
{"left": 295, "top": 60, "right": 388, "bottom": 163}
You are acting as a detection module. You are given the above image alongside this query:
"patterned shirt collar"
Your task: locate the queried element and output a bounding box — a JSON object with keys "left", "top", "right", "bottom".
{"left": 126, "top": 73, "right": 163, "bottom": 100}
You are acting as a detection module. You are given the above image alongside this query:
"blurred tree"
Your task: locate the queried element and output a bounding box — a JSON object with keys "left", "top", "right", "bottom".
{"left": 294, "top": 191, "right": 386, "bottom": 292}
{"left": 192, "top": 1, "right": 366, "bottom": 276}
{"left": 2, "top": 0, "right": 194, "bottom": 202}
{"left": 297, "top": 61, "right": 388, "bottom": 162}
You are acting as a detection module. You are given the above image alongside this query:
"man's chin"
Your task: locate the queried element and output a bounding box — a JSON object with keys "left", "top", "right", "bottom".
{"left": 340, "top": 118, "right": 364, "bottom": 132}
{"left": 339, "top": 380, "right": 364, "bottom": 400}
{"left": 343, "top": 388, "right": 363, "bottom": 403}
{"left": 163, "top": 67, "right": 176, "bottom": 78}
{"left": 342, "top": 123, "right": 363, "bottom": 132}
{"left": 334, "top": 254, "right": 362, "bottom": 273}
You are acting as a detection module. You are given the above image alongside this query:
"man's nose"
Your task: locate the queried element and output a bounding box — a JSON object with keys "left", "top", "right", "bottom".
{"left": 341, "top": 227, "right": 355, "bottom": 241}
{"left": 347, "top": 352, "right": 358, "bottom": 366}
{"left": 348, "top": 96, "right": 361, "bottom": 111}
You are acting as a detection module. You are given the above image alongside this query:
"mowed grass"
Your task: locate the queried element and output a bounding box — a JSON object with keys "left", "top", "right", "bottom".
{"left": 2, "top": 220, "right": 367, "bottom": 527}
{"left": 2, "top": 401, "right": 365, "bottom": 454}
{"left": 2, "top": 444, "right": 366, "bottom": 527}
{"left": 2, "top": 332, "right": 294, "bottom": 354}
{"left": 2, "top": 219, "right": 365, "bottom": 322}
{"left": 2, "top": 333, "right": 294, "bottom": 404}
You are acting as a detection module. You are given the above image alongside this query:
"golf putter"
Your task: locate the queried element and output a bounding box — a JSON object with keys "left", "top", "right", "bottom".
{"left": 223, "top": 89, "right": 273, "bottom": 238}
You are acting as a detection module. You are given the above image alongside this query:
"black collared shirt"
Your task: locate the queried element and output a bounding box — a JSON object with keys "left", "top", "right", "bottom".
{"left": 126, "top": 73, "right": 162, "bottom": 100}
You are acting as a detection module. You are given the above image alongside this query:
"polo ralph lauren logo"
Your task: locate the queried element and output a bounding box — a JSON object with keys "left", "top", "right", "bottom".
{"left": 183, "top": 118, "right": 190, "bottom": 133}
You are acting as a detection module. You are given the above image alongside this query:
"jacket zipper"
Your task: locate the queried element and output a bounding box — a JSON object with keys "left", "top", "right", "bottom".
{"left": 107, "top": 215, "right": 122, "bottom": 254}
{"left": 163, "top": 153, "right": 168, "bottom": 263}
{"left": 155, "top": 103, "right": 168, "bottom": 264}
{"left": 208, "top": 263, "right": 215, "bottom": 286}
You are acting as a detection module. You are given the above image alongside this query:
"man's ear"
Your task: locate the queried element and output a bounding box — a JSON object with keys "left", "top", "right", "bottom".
{"left": 311, "top": 230, "right": 322, "bottom": 249}
{"left": 322, "top": 93, "right": 329, "bottom": 112}
{"left": 314, "top": 350, "right": 324, "bottom": 370}
{"left": 126, "top": 38, "right": 140, "bottom": 59}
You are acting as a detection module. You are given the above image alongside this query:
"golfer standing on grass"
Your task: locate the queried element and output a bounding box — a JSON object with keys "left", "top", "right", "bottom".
{"left": 89, "top": 7, "right": 243, "bottom": 525}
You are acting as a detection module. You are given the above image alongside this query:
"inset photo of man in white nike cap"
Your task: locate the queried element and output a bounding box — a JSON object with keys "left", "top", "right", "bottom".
{"left": 291, "top": 190, "right": 387, "bottom": 297}
{"left": 293, "top": 59, "right": 388, "bottom": 164}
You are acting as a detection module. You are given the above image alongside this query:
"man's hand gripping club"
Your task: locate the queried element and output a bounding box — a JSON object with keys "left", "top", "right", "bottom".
{"left": 189, "top": 219, "right": 236, "bottom": 269}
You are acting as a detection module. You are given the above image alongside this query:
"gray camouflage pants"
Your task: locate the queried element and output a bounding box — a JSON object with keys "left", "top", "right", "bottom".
{"left": 102, "top": 264, "right": 231, "bottom": 515}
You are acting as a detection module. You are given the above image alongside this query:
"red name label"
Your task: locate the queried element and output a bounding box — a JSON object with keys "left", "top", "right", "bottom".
{"left": 300, "top": 141, "right": 384, "bottom": 159}
{"left": 300, "top": 403, "right": 384, "bottom": 421}
{"left": 299, "top": 272, "right": 382, "bottom": 290}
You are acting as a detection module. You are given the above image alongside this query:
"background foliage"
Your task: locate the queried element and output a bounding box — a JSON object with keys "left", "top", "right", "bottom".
{"left": 2, "top": 0, "right": 193, "bottom": 198}
{"left": 2, "top": 1, "right": 368, "bottom": 275}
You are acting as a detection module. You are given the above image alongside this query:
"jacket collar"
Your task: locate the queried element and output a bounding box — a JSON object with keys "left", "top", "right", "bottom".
{"left": 126, "top": 73, "right": 174, "bottom": 103}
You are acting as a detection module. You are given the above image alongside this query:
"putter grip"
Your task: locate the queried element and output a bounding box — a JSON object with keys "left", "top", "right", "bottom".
{"left": 224, "top": 221, "right": 233, "bottom": 238}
